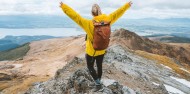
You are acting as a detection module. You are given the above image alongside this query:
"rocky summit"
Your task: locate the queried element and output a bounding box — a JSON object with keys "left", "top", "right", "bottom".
{"left": 0, "top": 29, "right": 190, "bottom": 94}
{"left": 26, "top": 68, "right": 138, "bottom": 94}
{"left": 26, "top": 45, "right": 190, "bottom": 94}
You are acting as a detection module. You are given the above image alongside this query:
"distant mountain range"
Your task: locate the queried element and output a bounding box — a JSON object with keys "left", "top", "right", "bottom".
{"left": 0, "top": 15, "right": 190, "bottom": 39}
{"left": 0, "top": 15, "right": 190, "bottom": 29}
{"left": 144, "top": 34, "right": 190, "bottom": 43}
{"left": 0, "top": 15, "right": 77, "bottom": 28}
{"left": 0, "top": 40, "right": 19, "bottom": 51}
{"left": 0, "top": 35, "right": 59, "bottom": 51}
{"left": 137, "top": 18, "right": 190, "bottom": 23}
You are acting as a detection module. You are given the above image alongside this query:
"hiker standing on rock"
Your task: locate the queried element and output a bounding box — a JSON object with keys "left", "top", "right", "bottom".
{"left": 60, "top": 1, "right": 132, "bottom": 91}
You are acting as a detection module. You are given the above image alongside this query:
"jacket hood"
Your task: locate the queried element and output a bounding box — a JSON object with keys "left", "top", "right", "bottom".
{"left": 93, "top": 14, "right": 111, "bottom": 22}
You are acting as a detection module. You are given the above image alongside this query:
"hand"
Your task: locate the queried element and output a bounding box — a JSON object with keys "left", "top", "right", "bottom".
{"left": 60, "top": 2, "right": 64, "bottom": 8}
{"left": 129, "top": 1, "right": 133, "bottom": 6}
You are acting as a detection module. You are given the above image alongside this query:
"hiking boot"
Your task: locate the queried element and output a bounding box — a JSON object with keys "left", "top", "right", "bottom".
{"left": 98, "top": 85, "right": 104, "bottom": 92}
{"left": 92, "top": 84, "right": 103, "bottom": 92}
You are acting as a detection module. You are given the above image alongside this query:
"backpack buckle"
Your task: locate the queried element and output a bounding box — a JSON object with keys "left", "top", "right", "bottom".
{"left": 101, "top": 21, "right": 104, "bottom": 25}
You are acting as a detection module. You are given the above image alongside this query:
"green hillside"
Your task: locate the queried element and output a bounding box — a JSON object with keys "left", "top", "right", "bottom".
{"left": 0, "top": 43, "right": 30, "bottom": 61}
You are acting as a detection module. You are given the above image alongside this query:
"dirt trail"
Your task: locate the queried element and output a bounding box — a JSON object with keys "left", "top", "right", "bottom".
{"left": 0, "top": 36, "right": 86, "bottom": 94}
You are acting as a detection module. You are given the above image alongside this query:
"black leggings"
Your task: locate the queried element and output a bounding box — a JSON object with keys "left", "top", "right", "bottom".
{"left": 85, "top": 54, "right": 104, "bottom": 81}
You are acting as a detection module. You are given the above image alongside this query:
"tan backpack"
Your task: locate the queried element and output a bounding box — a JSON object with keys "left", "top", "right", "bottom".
{"left": 92, "top": 20, "right": 111, "bottom": 50}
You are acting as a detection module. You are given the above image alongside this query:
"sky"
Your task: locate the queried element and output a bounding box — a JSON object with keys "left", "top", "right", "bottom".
{"left": 0, "top": 0, "right": 190, "bottom": 19}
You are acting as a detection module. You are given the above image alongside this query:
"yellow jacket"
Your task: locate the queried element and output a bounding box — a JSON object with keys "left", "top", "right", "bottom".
{"left": 61, "top": 3, "right": 131, "bottom": 56}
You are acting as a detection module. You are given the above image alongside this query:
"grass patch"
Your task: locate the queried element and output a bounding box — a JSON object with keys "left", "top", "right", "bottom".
{"left": 135, "top": 50, "right": 190, "bottom": 79}
{"left": 0, "top": 82, "right": 12, "bottom": 91}
{"left": 160, "top": 36, "right": 190, "bottom": 43}
{"left": 0, "top": 43, "right": 30, "bottom": 61}
{"left": 1, "top": 76, "right": 49, "bottom": 94}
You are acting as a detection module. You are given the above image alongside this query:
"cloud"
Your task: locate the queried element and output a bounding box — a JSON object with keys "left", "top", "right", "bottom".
{"left": 0, "top": 0, "right": 61, "bottom": 15}
{"left": 0, "top": 0, "right": 190, "bottom": 18}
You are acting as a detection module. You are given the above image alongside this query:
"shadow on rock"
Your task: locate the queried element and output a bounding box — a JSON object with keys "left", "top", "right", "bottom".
{"left": 26, "top": 68, "right": 139, "bottom": 94}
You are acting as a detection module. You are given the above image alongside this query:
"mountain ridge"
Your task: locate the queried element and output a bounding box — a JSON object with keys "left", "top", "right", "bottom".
{"left": 0, "top": 29, "right": 190, "bottom": 94}
{"left": 0, "top": 35, "right": 59, "bottom": 51}
{"left": 111, "top": 29, "right": 190, "bottom": 66}
{"left": 26, "top": 44, "right": 190, "bottom": 94}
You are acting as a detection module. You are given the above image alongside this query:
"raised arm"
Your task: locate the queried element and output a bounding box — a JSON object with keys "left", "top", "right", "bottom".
{"left": 109, "top": 1, "right": 132, "bottom": 25}
{"left": 60, "top": 2, "right": 90, "bottom": 30}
